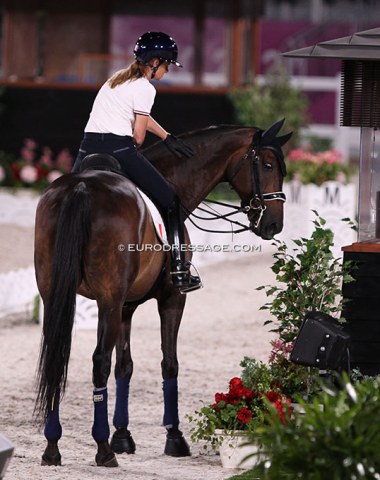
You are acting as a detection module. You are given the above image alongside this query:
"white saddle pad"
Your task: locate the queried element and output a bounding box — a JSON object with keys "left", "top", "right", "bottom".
{"left": 137, "top": 189, "right": 168, "bottom": 244}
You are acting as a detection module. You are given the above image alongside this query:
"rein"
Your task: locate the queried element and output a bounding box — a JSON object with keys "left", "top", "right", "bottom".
{"left": 187, "top": 132, "right": 286, "bottom": 234}
{"left": 185, "top": 199, "right": 252, "bottom": 234}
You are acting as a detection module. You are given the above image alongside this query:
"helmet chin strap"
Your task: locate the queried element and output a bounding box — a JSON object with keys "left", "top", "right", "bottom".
{"left": 148, "top": 59, "right": 164, "bottom": 79}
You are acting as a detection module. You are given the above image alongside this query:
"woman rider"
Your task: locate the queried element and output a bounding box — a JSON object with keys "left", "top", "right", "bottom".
{"left": 72, "top": 31, "right": 202, "bottom": 294}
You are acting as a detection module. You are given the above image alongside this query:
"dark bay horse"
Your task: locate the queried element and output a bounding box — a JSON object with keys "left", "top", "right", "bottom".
{"left": 34, "top": 119, "right": 291, "bottom": 467}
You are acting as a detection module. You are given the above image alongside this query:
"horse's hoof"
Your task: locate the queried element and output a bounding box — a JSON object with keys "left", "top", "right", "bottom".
{"left": 41, "top": 441, "right": 62, "bottom": 466}
{"left": 164, "top": 429, "right": 191, "bottom": 457}
{"left": 95, "top": 441, "right": 119, "bottom": 467}
{"left": 110, "top": 428, "right": 136, "bottom": 454}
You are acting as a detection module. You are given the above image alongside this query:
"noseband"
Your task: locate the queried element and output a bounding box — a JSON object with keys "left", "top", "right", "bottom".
{"left": 232, "top": 135, "right": 286, "bottom": 229}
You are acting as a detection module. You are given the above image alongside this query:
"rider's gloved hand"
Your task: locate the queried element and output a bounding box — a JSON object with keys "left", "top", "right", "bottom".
{"left": 164, "top": 134, "right": 194, "bottom": 158}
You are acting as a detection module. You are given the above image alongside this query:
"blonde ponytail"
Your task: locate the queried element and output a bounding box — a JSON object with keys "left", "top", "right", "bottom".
{"left": 108, "top": 61, "right": 146, "bottom": 88}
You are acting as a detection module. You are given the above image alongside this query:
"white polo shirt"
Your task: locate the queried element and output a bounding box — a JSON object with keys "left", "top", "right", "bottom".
{"left": 84, "top": 76, "right": 156, "bottom": 137}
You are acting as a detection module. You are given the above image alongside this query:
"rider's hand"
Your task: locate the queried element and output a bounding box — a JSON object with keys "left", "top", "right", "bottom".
{"left": 164, "top": 134, "right": 194, "bottom": 158}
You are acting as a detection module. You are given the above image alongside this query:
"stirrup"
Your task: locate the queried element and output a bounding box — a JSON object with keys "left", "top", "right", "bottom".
{"left": 179, "top": 262, "right": 203, "bottom": 294}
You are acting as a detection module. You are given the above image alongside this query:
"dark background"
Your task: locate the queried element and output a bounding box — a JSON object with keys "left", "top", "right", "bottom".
{"left": 0, "top": 86, "right": 236, "bottom": 157}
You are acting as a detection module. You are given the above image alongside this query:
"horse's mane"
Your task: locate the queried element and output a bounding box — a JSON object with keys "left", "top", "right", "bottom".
{"left": 180, "top": 124, "right": 256, "bottom": 138}
{"left": 142, "top": 124, "right": 256, "bottom": 162}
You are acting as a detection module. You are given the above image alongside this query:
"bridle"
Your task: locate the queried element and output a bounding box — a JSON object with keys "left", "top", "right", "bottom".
{"left": 230, "top": 132, "right": 286, "bottom": 229}
{"left": 185, "top": 131, "right": 287, "bottom": 234}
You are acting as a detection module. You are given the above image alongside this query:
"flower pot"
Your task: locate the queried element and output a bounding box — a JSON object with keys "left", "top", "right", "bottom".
{"left": 215, "top": 430, "right": 260, "bottom": 469}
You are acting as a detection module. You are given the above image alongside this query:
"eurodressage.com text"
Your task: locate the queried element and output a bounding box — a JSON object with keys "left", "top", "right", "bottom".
{"left": 118, "top": 243, "right": 262, "bottom": 253}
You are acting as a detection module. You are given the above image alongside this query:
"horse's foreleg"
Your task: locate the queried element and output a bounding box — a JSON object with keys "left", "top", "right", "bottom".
{"left": 92, "top": 303, "right": 123, "bottom": 468}
{"left": 158, "top": 292, "right": 191, "bottom": 457}
{"left": 41, "top": 389, "right": 62, "bottom": 466}
{"left": 110, "top": 304, "right": 137, "bottom": 455}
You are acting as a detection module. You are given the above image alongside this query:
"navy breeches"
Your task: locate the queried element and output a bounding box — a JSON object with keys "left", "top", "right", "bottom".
{"left": 72, "top": 133, "right": 175, "bottom": 210}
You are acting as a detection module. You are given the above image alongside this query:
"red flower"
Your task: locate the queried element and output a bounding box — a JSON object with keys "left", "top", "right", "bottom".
{"left": 237, "top": 407, "right": 252, "bottom": 424}
{"left": 244, "top": 388, "right": 254, "bottom": 401}
{"left": 229, "top": 377, "right": 243, "bottom": 390}
{"left": 266, "top": 391, "right": 279, "bottom": 403}
{"left": 215, "top": 392, "right": 229, "bottom": 404}
{"left": 274, "top": 400, "right": 286, "bottom": 424}
{"left": 229, "top": 377, "right": 246, "bottom": 399}
{"left": 10, "top": 163, "right": 21, "bottom": 180}
{"left": 36, "top": 164, "right": 49, "bottom": 180}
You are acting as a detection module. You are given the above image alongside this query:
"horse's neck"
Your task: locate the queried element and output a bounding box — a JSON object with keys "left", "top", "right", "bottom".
{"left": 163, "top": 133, "right": 245, "bottom": 212}
{"left": 146, "top": 127, "right": 253, "bottom": 211}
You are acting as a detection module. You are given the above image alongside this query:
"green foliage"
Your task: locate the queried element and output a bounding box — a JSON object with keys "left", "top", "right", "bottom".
{"left": 229, "top": 65, "right": 309, "bottom": 148}
{"left": 257, "top": 211, "right": 354, "bottom": 344}
{"left": 305, "top": 135, "right": 333, "bottom": 152}
{"left": 228, "top": 471, "right": 259, "bottom": 480}
{"left": 241, "top": 350, "right": 319, "bottom": 401}
{"left": 240, "top": 357, "right": 274, "bottom": 393}
{"left": 207, "top": 182, "right": 240, "bottom": 201}
{"left": 247, "top": 375, "right": 380, "bottom": 479}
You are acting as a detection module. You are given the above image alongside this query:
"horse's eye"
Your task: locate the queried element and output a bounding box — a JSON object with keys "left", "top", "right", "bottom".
{"left": 264, "top": 162, "right": 273, "bottom": 170}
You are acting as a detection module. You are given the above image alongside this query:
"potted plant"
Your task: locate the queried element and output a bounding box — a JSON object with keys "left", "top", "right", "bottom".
{"left": 240, "top": 350, "right": 318, "bottom": 404}
{"left": 254, "top": 212, "right": 354, "bottom": 404}
{"left": 244, "top": 374, "right": 380, "bottom": 479}
{"left": 285, "top": 147, "right": 354, "bottom": 185}
{"left": 188, "top": 213, "right": 353, "bottom": 468}
{"left": 0, "top": 138, "right": 73, "bottom": 192}
{"left": 187, "top": 364, "right": 291, "bottom": 469}
{"left": 258, "top": 211, "right": 352, "bottom": 344}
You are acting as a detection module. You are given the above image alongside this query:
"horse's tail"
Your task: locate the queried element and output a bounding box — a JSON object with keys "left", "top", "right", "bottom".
{"left": 35, "top": 181, "right": 91, "bottom": 424}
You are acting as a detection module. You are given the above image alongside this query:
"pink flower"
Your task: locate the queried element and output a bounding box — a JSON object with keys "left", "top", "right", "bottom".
{"left": 56, "top": 148, "right": 74, "bottom": 173}
{"left": 316, "top": 150, "right": 342, "bottom": 165}
{"left": 20, "top": 147, "right": 35, "bottom": 163}
{"left": 39, "top": 146, "right": 54, "bottom": 168}
{"left": 288, "top": 148, "right": 314, "bottom": 163}
{"left": 19, "top": 165, "right": 38, "bottom": 183}
{"left": 269, "top": 339, "right": 293, "bottom": 363}
{"left": 24, "top": 138, "right": 38, "bottom": 150}
{"left": 20, "top": 138, "right": 38, "bottom": 163}
{"left": 47, "top": 170, "right": 63, "bottom": 183}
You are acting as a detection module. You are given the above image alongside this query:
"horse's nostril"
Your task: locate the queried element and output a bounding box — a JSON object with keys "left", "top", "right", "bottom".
{"left": 268, "top": 222, "right": 282, "bottom": 237}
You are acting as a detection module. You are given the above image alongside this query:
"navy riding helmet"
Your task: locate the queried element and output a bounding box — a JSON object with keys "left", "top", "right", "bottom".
{"left": 133, "top": 32, "right": 183, "bottom": 68}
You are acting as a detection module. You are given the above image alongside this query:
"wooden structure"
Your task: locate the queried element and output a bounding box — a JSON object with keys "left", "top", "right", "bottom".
{"left": 1, "top": 0, "right": 112, "bottom": 84}
{"left": 1, "top": 0, "right": 264, "bottom": 90}
{"left": 0, "top": 0, "right": 263, "bottom": 156}
{"left": 284, "top": 27, "right": 380, "bottom": 375}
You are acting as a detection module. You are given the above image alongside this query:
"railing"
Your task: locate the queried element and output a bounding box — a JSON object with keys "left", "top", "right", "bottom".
{"left": 77, "top": 53, "right": 133, "bottom": 84}
{"left": 77, "top": 52, "right": 228, "bottom": 87}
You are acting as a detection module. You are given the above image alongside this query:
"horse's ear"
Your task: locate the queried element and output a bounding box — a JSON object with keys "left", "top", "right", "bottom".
{"left": 261, "top": 118, "right": 285, "bottom": 142}
{"left": 277, "top": 131, "right": 293, "bottom": 146}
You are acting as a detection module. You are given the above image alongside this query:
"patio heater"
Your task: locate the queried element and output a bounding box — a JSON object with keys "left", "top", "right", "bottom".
{"left": 283, "top": 27, "right": 380, "bottom": 375}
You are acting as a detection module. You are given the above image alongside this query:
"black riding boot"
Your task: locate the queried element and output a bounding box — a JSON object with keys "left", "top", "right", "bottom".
{"left": 165, "top": 199, "right": 202, "bottom": 293}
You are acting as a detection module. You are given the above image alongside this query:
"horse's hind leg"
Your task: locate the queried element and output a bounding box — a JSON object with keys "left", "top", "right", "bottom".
{"left": 41, "top": 389, "right": 62, "bottom": 466}
{"left": 158, "top": 292, "right": 191, "bottom": 457}
{"left": 110, "top": 303, "right": 137, "bottom": 455}
{"left": 92, "top": 302, "right": 123, "bottom": 468}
